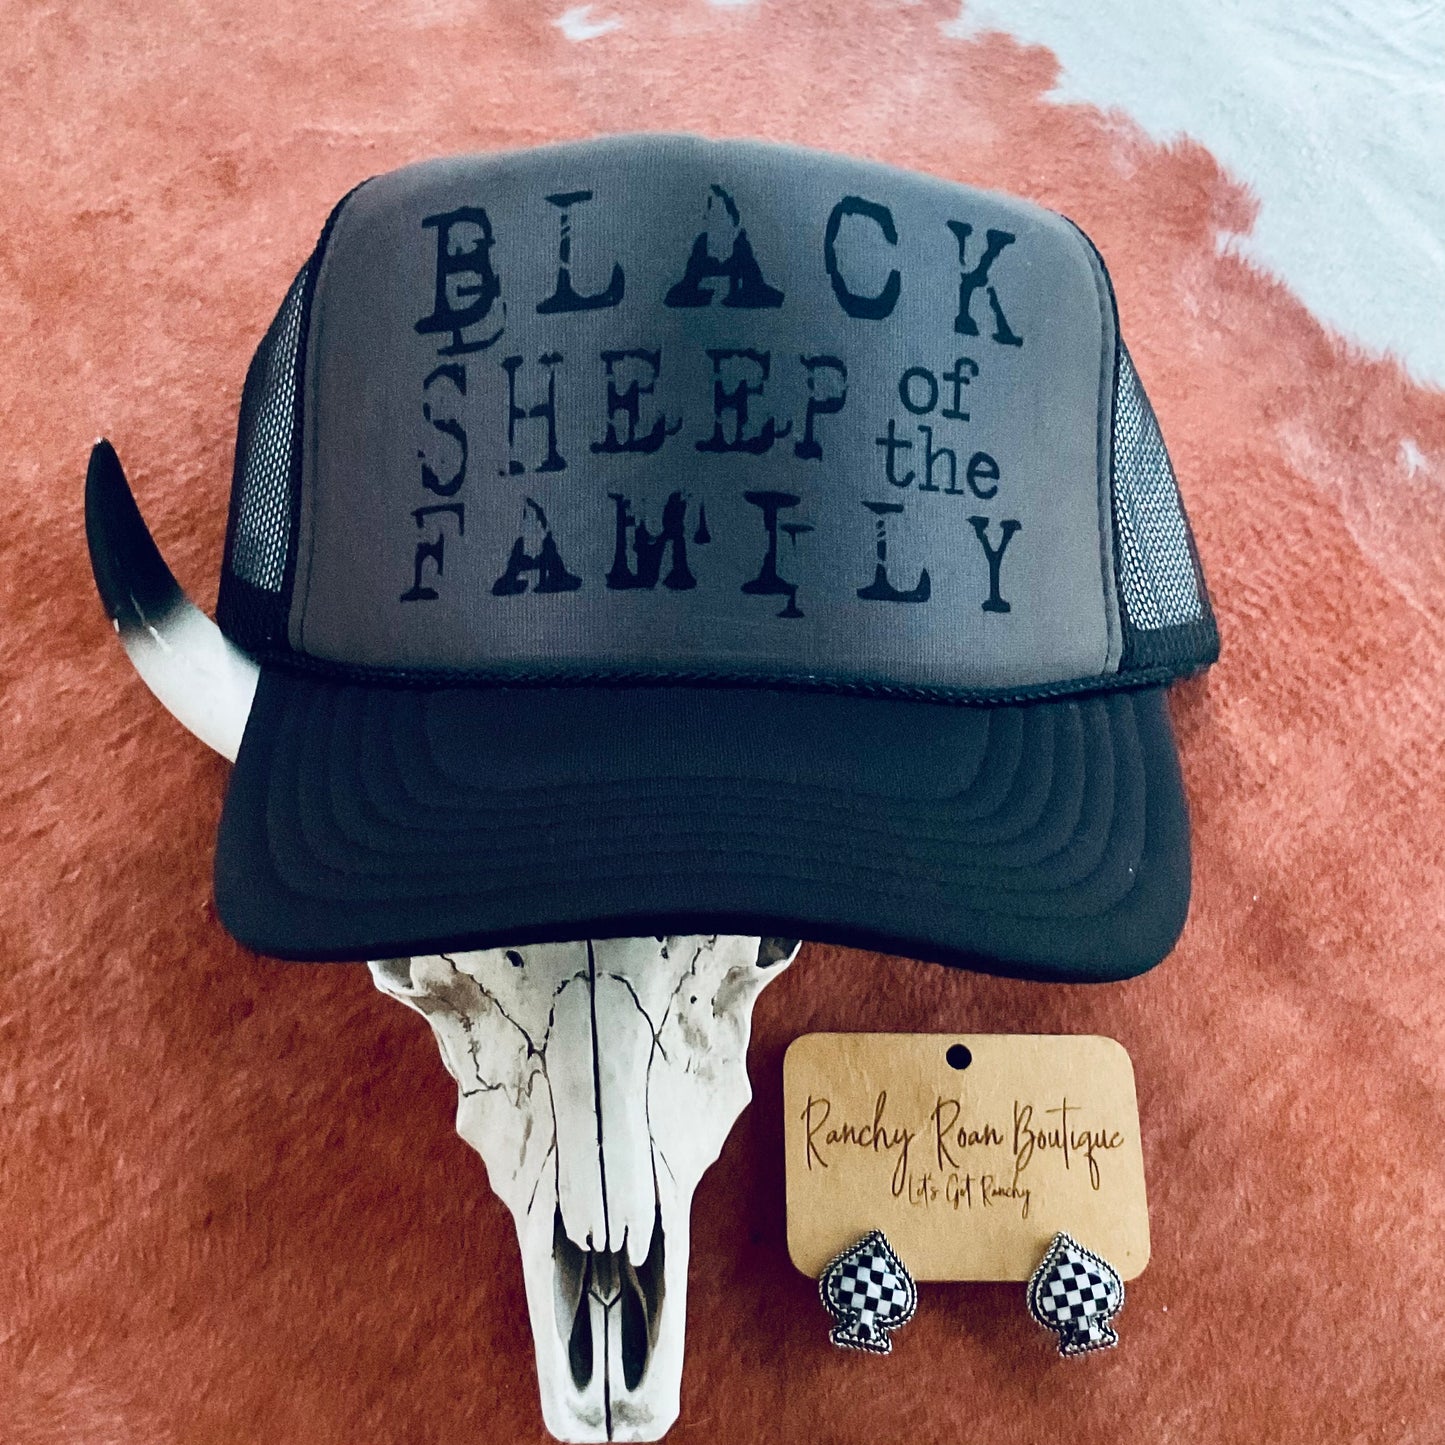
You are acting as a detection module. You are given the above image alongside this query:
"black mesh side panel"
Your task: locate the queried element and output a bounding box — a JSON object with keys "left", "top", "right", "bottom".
{"left": 217, "top": 187, "right": 364, "bottom": 654}
{"left": 215, "top": 264, "right": 311, "bottom": 650}
{"left": 1110, "top": 344, "right": 1219, "bottom": 674}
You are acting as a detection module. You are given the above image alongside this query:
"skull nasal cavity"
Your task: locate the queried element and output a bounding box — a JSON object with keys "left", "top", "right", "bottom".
{"left": 554, "top": 1207, "right": 666, "bottom": 1394}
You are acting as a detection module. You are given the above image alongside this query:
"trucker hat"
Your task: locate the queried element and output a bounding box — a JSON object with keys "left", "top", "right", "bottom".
{"left": 210, "top": 133, "right": 1218, "bottom": 980}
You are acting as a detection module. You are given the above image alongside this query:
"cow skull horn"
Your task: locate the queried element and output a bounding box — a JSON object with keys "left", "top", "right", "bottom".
{"left": 84, "top": 438, "right": 258, "bottom": 761}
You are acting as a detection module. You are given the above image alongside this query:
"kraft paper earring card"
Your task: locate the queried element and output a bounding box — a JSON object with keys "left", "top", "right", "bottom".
{"left": 783, "top": 1034, "right": 1150, "bottom": 1282}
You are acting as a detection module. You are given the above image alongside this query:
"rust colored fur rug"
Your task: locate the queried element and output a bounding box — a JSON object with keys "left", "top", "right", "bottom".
{"left": 4, "top": 3, "right": 1443, "bottom": 1441}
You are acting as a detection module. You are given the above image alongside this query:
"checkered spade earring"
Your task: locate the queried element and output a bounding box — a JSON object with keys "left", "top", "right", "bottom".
{"left": 819, "top": 1229, "right": 918, "bottom": 1353}
{"left": 1026, "top": 1231, "right": 1125, "bottom": 1356}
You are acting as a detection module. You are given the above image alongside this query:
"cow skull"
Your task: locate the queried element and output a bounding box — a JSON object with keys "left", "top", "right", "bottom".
{"left": 371, "top": 936, "right": 797, "bottom": 1440}
{"left": 84, "top": 441, "right": 799, "bottom": 1441}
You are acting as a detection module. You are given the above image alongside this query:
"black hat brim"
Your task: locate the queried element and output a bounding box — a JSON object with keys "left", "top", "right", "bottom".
{"left": 214, "top": 671, "right": 1192, "bottom": 982}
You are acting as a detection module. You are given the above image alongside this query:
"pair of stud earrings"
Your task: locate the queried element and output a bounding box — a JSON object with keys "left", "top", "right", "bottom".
{"left": 819, "top": 1229, "right": 1124, "bottom": 1357}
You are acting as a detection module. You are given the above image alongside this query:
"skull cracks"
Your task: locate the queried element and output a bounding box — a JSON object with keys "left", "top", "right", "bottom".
{"left": 83, "top": 438, "right": 801, "bottom": 1442}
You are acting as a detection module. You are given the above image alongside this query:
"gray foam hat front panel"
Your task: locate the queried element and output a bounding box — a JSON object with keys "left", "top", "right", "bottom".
{"left": 289, "top": 134, "right": 1123, "bottom": 693}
